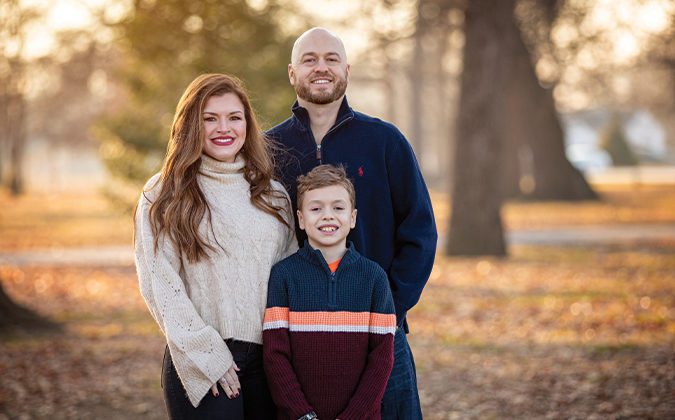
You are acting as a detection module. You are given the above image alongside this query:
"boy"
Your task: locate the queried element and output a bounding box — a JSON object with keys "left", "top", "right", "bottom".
{"left": 263, "top": 165, "right": 396, "bottom": 420}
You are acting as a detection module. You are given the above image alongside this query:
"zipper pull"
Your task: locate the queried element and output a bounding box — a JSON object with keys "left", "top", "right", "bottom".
{"left": 316, "top": 144, "right": 322, "bottom": 162}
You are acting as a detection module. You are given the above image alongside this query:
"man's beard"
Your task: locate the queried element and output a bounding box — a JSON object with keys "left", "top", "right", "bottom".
{"left": 294, "top": 73, "right": 348, "bottom": 105}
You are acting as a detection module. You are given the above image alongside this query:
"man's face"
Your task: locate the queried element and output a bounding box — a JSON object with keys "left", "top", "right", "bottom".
{"left": 289, "top": 30, "right": 350, "bottom": 105}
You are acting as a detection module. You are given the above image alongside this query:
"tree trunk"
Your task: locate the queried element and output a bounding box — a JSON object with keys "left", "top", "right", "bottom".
{"left": 409, "top": 2, "right": 426, "bottom": 158}
{"left": 0, "top": 280, "right": 59, "bottom": 335}
{"left": 7, "top": 93, "right": 26, "bottom": 195}
{"left": 502, "top": 12, "right": 597, "bottom": 200}
{"left": 447, "top": 0, "right": 512, "bottom": 256}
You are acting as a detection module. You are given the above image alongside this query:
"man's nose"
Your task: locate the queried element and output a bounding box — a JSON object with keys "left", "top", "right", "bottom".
{"left": 315, "top": 58, "right": 329, "bottom": 72}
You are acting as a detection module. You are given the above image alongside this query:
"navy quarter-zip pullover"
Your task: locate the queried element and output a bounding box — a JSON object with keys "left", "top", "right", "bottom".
{"left": 266, "top": 97, "right": 437, "bottom": 329}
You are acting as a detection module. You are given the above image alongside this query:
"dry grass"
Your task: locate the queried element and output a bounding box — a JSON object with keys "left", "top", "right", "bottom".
{"left": 1, "top": 185, "right": 674, "bottom": 419}
{"left": 432, "top": 184, "right": 675, "bottom": 234}
{"left": 0, "top": 191, "right": 133, "bottom": 250}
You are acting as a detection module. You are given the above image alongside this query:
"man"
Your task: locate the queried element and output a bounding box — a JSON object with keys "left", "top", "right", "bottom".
{"left": 266, "top": 27, "right": 437, "bottom": 419}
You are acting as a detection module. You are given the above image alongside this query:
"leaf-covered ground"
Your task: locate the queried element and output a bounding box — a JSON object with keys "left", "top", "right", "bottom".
{"left": 1, "top": 186, "right": 674, "bottom": 419}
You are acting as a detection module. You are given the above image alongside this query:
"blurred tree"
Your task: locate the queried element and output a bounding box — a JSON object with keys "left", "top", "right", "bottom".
{"left": 518, "top": 0, "right": 675, "bottom": 158}
{"left": 447, "top": 0, "right": 510, "bottom": 256}
{"left": 500, "top": 0, "right": 597, "bottom": 200}
{"left": 0, "top": 0, "right": 38, "bottom": 195}
{"left": 600, "top": 115, "right": 638, "bottom": 166}
{"left": 447, "top": 0, "right": 599, "bottom": 255}
{"left": 95, "top": 0, "right": 296, "bottom": 209}
{"left": 0, "top": 280, "right": 60, "bottom": 335}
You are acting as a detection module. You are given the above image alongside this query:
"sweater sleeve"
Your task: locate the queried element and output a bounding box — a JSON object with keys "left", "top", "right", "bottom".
{"left": 262, "top": 263, "right": 315, "bottom": 418}
{"left": 387, "top": 132, "right": 438, "bottom": 328}
{"left": 134, "top": 185, "right": 233, "bottom": 407}
{"left": 338, "top": 267, "right": 396, "bottom": 420}
{"left": 276, "top": 181, "right": 299, "bottom": 259}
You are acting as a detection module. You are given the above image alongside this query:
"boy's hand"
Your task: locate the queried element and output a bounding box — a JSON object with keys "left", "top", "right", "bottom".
{"left": 210, "top": 362, "right": 241, "bottom": 399}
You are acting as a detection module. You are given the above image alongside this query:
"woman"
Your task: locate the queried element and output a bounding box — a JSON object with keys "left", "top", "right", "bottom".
{"left": 134, "top": 73, "right": 297, "bottom": 419}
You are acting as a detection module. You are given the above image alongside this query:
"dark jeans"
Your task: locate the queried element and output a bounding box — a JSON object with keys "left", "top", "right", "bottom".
{"left": 380, "top": 328, "right": 423, "bottom": 420}
{"left": 162, "top": 340, "right": 276, "bottom": 420}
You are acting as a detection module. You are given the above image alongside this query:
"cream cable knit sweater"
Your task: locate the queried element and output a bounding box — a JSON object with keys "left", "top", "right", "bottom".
{"left": 134, "top": 154, "right": 297, "bottom": 407}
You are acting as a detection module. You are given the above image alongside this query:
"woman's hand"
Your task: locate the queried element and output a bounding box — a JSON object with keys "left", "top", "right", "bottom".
{"left": 210, "top": 362, "right": 241, "bottom": 399}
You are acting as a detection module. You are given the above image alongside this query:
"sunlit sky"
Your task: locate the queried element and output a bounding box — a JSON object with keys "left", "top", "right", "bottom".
{"left": 19, "top": 0, "right": 376, "bottom": 60}
{"left": 21, "top": 0, "right": 672, "bottom": 62}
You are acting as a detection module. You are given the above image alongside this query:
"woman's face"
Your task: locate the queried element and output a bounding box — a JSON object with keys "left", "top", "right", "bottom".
{"left": 202, "top": 93, "right": 247, "bottom": 162}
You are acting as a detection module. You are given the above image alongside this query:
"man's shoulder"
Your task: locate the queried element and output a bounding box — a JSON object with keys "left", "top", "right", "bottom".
{"left": 265, "top": 116, "right": 296, "bottom": 138}
{"left": 350, "top": 109, "right": 401, "bottom": 134}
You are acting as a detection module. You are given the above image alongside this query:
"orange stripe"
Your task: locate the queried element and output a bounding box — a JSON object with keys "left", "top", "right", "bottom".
{"left": 289, "top": 311, "right": 395, "bottom": 328}
{"left": 264, "top": 307, "right": 289, "bottom": 323}
{"left": 369, "top": 313, "right": 396, "bottom": 328}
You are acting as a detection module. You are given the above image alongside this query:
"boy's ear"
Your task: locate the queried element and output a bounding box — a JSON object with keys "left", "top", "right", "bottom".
{"left": 350, "top": 208, "right": 357, "bottom": 229}
{"left": 297, "top": 209, "right": 306, "bottom": 231}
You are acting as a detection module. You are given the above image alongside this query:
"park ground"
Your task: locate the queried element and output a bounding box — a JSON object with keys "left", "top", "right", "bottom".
{"left": 0, "top": 183, "right": 674, "bottom": 419}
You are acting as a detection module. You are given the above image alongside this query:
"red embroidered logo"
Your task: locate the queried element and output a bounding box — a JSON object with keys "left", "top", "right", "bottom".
{"left": 358, "top": 166, "right": 364, "bottom": 177}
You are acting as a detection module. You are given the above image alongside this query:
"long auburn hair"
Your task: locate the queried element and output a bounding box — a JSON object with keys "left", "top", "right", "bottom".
{"left": 136, "top": 73, "right": 290, "bottom": 262}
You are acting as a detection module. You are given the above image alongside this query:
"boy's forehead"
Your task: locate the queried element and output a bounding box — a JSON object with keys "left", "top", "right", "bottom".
{"left": 305, "top": 184, "right": 350, "bottom": 199}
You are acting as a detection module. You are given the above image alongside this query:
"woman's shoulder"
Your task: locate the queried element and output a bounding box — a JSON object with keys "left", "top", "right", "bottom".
{"left": 270, "top": 179, "right": 290, "bottom": 195}
{"left": 140, "top": 173, "right": 163, "bottom": 203}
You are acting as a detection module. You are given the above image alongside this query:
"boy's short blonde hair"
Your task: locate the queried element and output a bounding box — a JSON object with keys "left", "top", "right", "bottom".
{"left": 296, "top": 164, "right": 356, "bottom": 210}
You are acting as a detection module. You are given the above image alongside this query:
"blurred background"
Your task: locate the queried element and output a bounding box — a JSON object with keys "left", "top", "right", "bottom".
{"left": 1, "top": 0, "right": 673, "bottom": 419}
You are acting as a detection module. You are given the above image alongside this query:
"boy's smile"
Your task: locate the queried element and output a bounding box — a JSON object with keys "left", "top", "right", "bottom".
{"left": 298, "top": 184, "right": 357, "bottom": 261}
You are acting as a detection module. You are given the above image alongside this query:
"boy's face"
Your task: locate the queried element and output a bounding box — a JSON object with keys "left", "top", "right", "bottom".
{"left": 298, "top": 184, "right": 357, "bottom": 251}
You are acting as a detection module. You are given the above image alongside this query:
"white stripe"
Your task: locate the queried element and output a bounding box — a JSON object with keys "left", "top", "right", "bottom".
{"left": 369, "top": 326, "right": 397, "bottom": 335}
{"left": 290, "top": 324, "right": 370, "bottom": 333}
{"left": 263, "top": 320, "right": 289, "bottom": 330}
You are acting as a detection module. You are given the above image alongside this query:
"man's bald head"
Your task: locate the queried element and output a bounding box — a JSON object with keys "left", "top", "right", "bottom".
{"left": 291, "top": 27, "right": 348, "bottom": 65}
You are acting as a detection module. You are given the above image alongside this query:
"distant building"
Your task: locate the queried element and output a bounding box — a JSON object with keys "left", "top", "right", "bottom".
{"left": 560, "top": 108, "right": 669, "bottom": 171}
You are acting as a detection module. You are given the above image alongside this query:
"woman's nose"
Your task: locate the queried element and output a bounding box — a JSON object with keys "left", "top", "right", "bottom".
{"left": 217, "top": 120, "right": 230, "bottom": 132}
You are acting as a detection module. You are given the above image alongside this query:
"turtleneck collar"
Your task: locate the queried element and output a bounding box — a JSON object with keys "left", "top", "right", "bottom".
{"left": 200, "top": 153, "right": 246, "bottom": 175}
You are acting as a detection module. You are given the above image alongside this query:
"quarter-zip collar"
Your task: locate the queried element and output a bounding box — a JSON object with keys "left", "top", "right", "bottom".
{"left": 291, "top": 97, "right": 355, "bottom": 134}
{"left": 298, "top": 240, "right": 359, "bottom": 275}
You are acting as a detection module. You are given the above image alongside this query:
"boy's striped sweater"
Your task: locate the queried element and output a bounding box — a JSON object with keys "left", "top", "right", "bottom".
{"left": 263, "top": 242, "right": 396, "bottom": 420}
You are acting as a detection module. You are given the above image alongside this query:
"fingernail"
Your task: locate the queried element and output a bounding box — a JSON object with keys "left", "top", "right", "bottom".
{"left": 215, "top": 392, "right": 219, "bottom": 397}
{"left": 235, "top": 393, "right": 240, "bottom": 398}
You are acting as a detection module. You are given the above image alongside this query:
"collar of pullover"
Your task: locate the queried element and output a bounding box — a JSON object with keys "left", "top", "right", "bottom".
{"left": 199, "top": 154, "right": 247, "bottom": 186}
{"left": 299, "top": 240, "right": 359, "bottom": 273}
{"left": 291, "top": 97, "right": 354, "bottom": 132}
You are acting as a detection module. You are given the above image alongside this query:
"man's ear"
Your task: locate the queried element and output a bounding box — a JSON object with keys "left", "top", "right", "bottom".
{"left": 350, "top": 208, "right": 357, "bottom": 229}
{"left": 288, "top": 64, "right": 295, "bottom": 86}
{"left": 297, "top": 209, "right": 305, "bottom": 230}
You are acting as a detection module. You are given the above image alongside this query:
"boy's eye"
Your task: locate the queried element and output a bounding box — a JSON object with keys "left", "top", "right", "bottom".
{"left": 334, "top": 206, "right": 344, "bottom": 211}
{"left": 310, "top": 207, "right": 321, "bottom": 212}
